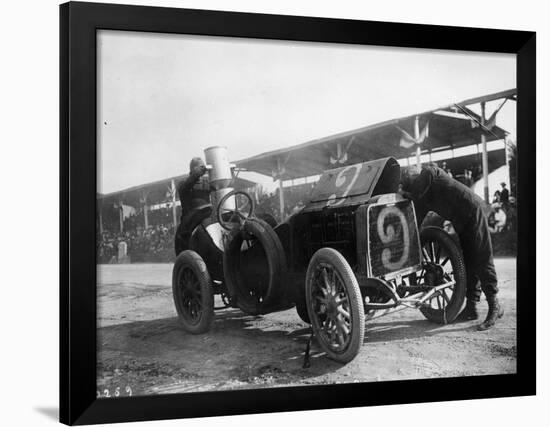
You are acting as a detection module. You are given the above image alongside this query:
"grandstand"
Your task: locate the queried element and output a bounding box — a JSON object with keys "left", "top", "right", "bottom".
{"left": 98, "top": 174, "right": 256, "bottom": 233}
{"left": 237, "top": 88, "right": 516, "bottom": 219}
{"left": 97, "top": 174, "right": 256, "bottom": 263}
{"left": 97, "top": 89, "right": 516, "bottom": 263}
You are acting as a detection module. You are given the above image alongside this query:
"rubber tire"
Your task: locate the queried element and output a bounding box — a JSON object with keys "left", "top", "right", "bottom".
{"left": 172, "top": 250, "right": 214, "bottom": 334}
{"left": 305, "top": 248, "right": 365, "bottom": 364}
{"left": 257, "top": 213, "right": 278, "bottom": 228}
{"left": 224, "top": 218, "right": 287, "bottom": 315}
{"left": 419, "top": 226, "right": 467, "bottom": 324}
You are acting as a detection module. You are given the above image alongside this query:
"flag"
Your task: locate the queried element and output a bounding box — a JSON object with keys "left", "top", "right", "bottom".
{"left": 485, "top": 109, "right": 497, "bottom": 130}
{"left": 468, "top": 98, "right": 506, "bottom": 131}
{"left": 329, "top": 151, "right": 348, "bottom": 164}
{"left": 397, "top": 121, "right": 429, "bottom": 149}
{"left": 330, "top": 137, "right": 355, "bottom": 164}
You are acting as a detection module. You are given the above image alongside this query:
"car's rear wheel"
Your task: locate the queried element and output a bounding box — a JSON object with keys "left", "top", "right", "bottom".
{"left": 418, "top": 226, "right": 466, "bottom": 324}
{"left": 223, "top": 218, "right": 287, "bottom": 315}
{"left": 172, "top": 250, "right": 214, "bottom": 334}
{"left": 305, "top": 248, "right": 365, "bottom": 363}
{"left": 257, "top": 213, "right": 278, "bottom": 228}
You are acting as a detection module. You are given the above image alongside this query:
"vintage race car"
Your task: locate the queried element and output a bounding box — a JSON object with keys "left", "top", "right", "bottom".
{"left": 172, "top": 156, "right": 466, "bottom": 363}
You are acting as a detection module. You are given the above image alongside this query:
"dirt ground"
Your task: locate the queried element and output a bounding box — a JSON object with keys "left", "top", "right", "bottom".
{"left": 96, "top": 258, "right": 516, "bottom": 397}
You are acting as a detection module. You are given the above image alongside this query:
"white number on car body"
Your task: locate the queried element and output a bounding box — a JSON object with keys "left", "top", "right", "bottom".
{"left": 326, "top": 164, "right": 363, "bottom": 207}
{"left": 376, "top": 205, "right": 410, "bottom": 271}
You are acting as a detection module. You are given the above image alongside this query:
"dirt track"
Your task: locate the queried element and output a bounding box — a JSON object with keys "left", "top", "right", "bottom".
{"left": 96, "top": 258, "right": 516, "bottom": 397}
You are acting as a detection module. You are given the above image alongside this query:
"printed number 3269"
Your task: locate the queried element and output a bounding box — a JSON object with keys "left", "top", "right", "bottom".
{"left": 97, "top": 386, "right": 133, "bottom": 398}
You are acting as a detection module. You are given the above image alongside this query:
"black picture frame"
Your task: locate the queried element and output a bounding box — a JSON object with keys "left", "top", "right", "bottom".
{"left": 60, "top": 1, "right": 536, "bottom": 425}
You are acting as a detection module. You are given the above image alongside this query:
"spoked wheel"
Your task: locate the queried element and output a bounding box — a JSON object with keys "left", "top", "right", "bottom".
{"left": 172, "top": 250, "right": 214, "bottom": 334}
{"left": 418, "top": 226, "right": 466, "bottom": 324}
{"left": 216, "top": 190, "right": 255, "bottom": 231}
{"left": 305, "top": 248, "right": 365, "bottom": 363}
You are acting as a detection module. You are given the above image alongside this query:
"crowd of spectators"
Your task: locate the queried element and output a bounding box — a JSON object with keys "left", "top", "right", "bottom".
{"left": 415, "top": 162, "right": 516, "bottom": 235}
{"left": 439, "top": 162, "right": 516, "bottom": 233}
{"left": 98, "top": 185, "right": 307, "bottom": 264}
{"left": 97, "top": 230, "right": 120, "bottom": 264}
{"left": 488, "top": 182, "right": 516, "bottom": 233}
{"left": 440, "top": 161, "right": 482, "bottom": 188}
{"left": 255, "top": 192, "right": 281, "bottom": 222}
{"left": 97, "top": 221, "right": 175, "bottom": 264}
{"left": 255, "top": 182, "right": 315, "bottom": 222}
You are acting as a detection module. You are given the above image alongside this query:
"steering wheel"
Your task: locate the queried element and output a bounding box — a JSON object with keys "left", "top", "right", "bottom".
{"left": 216, "top": 190, "right": 255, "bottom": 231}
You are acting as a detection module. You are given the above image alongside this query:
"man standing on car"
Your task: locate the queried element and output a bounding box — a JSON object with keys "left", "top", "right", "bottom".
{"left": 174, "top": 157, "right": 210, "bottom": 255}
{"left": 400, "top": 163, "right": 504, "bottom": 331}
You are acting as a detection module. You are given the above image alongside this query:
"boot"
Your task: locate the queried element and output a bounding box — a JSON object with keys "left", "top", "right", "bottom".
{"left": 477, "top": 295, "right": 504, "bottom": 331}
{"left": 456, "top": 299, "right": 478, "bottom": 322}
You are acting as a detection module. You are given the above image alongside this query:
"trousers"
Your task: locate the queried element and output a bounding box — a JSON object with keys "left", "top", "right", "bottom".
{"left": 458, "top": 206, "right": 499, "bottom": 302}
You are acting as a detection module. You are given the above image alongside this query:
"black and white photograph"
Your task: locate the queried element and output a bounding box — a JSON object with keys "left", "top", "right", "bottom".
{"left": 3, "top": 0, "right": 546, "bottom": 425}
{"left": 96, "top": 29, "right": 518, "bottom": 397}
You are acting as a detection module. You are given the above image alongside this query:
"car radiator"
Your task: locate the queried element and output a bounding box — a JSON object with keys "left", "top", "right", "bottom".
{"left": 365, "top": 199, "right": 422, "bottom": 278}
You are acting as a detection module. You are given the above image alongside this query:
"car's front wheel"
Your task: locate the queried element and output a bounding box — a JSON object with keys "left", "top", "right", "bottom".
{"left": 305, "top": 248, "right": 365, "bottom": 363}
{"left": 172, "top": 250, "right": 214, "bottom": 334}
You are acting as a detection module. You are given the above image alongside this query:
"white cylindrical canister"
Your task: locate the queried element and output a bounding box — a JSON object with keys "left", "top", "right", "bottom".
{"left": 204, "top": 146, "right": 236, "bottom": 221}
{"left": 204, "top": 146, "right": 233, "bottom": 189}
{"left": 210, "top": 187, "right": 236, "bottom": 218}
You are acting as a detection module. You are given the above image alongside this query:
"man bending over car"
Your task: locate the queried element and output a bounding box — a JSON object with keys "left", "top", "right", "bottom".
{"left": 400, "top": 163, "right": 504, "bottom": 331}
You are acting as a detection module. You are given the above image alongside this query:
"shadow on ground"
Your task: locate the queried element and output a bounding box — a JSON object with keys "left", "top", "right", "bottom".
{"left": 98, "top": 306, "right": 485, "bottom": 394}
{"left": 34, "top": 407, "right": 58, "bottom": 421}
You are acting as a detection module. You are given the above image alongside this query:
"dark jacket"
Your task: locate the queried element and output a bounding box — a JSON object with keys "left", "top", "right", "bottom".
{"left": 407, "top": 165, "right": 490, "bottom": 232}
{"left": 177, "top": 169, "right": 210, "bottom": 218}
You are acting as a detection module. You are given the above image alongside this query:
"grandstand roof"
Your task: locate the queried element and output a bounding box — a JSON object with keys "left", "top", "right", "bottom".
{"left": 236, "top": 89, "right": 516, "bottom": 180}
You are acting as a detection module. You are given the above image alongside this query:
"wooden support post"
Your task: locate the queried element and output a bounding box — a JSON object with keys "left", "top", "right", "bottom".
{"left": 98, "top": 199, "right": 104, "bottom": 235}
{"left": 144, "top": 205, "right": 148, "bottom": 229}
{"left": 481, "top": 102, "right": 489, "bottom": 203}
{"left": 504, "top": 136, "right": 510, "bottom": 176}
{"left": 141, "top": 191, "right": 149, "bottom": 229}
{"left": 118, "top": 201, "right": 124, "bottom": 233}
{"left": 279, "top": 179, "right": 284, "bottom": 222}
{"left": 171, "top": 179, "right": 178, "bottom": 228}
{"left": 276, "top": 157, "right": 285, "bottom": 222}
{"left": 414, "top": 115, "right": 421, "bottom": 171}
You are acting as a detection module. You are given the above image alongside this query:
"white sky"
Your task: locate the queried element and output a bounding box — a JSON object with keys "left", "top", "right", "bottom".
{"left": 97, "top": 30, "right": 516, "bottom": 194}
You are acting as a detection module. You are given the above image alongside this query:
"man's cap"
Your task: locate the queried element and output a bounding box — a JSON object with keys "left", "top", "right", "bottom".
{"left": 399, "top": 165, "right": 421, "bottom": 191}
{"left": 189, "top": 157, "right": 205, "bottom": 171}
